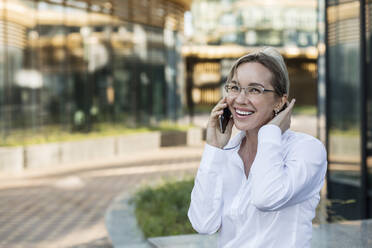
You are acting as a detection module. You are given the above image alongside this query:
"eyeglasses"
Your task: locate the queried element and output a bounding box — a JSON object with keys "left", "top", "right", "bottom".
{"left": 224, "top": 83, "right": 276, "bottom": 96}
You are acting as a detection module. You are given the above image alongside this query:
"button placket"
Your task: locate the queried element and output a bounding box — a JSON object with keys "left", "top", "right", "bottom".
{"left": 230, "top": 181, "right": 245, "bottom": 219}
{"left": 229, "top": 143, "right": 246, "bottom": 219}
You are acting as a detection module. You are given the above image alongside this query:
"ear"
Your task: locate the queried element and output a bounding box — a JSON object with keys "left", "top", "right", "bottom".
{"left": 275, "top": 94, "right": 288, "bottom": 111}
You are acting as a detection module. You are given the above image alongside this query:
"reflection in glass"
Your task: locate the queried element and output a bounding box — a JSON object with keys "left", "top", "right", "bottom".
{"left": 366, "top": 1, "right": 372, "bottom": 202}
{"left": 0, "top": 0, "right": 185, "bottom": 144}
{"left": 327, "top": 0, "right": 362, "bottom": 220}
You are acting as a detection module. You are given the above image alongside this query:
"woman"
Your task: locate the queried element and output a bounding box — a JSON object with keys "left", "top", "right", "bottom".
{"left": 188, "top": 47, "right": 327, "bottom": 248}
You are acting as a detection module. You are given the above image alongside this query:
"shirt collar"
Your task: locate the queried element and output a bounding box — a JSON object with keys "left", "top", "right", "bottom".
{"left": 223, "top": 127, "right": 292, "bottom": 151}
{"left": 223, "top": 131, "right": 246, "bottom": 151}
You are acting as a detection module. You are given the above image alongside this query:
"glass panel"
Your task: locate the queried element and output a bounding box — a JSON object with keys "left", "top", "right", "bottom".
{"left": 111, "top": 23, "right": 133, "bottom": 124}
{"left": 366, "top": 0, "right": 372, "bottom": 210}
{"left": 327, "top": 0, "right": 362, "bottom": 220}
{"left": 65, "top": 2, "right": 89, "bottom": 131}
{"left": 37, "top": 1, "right": 68, "bottom": 132}
{"left": 111, "top": 15, "right": 168, "bottom": 126}
{"left": 148, "top": 26, "right": 166, "bottom": 122}
{"left": 1, "top": 0, "right": 39, "bottom": 143}
{"left": 88, "top": 7, "right": 115, "bottom": 124}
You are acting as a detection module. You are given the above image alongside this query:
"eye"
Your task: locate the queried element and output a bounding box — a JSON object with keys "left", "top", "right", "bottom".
{"left": 230, "top": 85, "right": 240, "bottom": 92}
{"left": 248, "top": 87, "right": 261, "bottom": 94}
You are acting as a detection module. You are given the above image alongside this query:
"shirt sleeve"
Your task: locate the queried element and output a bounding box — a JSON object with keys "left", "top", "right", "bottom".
{"left": 188, "top": 143, "right": 226, "bottom": 234}
{"left": 249, "top": 124, "right": 327, "bottom": 211}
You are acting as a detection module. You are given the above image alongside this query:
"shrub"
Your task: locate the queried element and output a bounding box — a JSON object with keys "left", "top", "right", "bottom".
{"left": 133, "top": 178, "right": 197, "bottom": 238}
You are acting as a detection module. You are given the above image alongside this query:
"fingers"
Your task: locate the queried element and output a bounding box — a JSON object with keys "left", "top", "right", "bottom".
{"left": 208, "top": 98, "right": 228, "bottom": 128}
{"left": 210, "top": 108, "right": 223, "bottom": 120}
{"left": 283, "top": 98, "right": 296, "bottom": 114}
{"left": 212, "top": 97, "right": 227, "bottom": 111}
{"left": 288, "top": 98, "right": 296, "bottom": 109}
{"left": 212, "top": 103, "right": 227, "bottom": 113}
{"left": 211, "top": 98, "right": 228, "bottom": 118}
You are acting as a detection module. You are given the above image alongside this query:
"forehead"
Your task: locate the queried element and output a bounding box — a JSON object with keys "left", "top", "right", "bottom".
{"left": 232, "top": 62, "right": 273, "bottom": 87}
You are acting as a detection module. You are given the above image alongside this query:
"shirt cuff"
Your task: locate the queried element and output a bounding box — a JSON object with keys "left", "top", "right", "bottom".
{"left": 258, "top": 124, "right": 282, "bottom": 145}
{"left": 199, "top": 143, "right": 227, "bottom": 174}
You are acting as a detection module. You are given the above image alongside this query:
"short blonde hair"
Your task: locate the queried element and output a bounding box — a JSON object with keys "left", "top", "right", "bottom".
{"left": 226, "top": 47, "right": 290, "bottom": 97}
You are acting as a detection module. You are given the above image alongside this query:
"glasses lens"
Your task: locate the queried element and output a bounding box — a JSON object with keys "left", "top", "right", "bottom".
{"left": 225, "top": 84, "right": 239, "bottom": 94}
{"left": 247, "top": 86, "right": 263, "bottom": 95}
{"left": 230, "top": 85, "right": 240, "bottom": 93}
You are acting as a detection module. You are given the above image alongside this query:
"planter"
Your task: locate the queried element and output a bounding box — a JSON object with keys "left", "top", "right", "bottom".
{"left": 187, "top": 128, "right": 204, "bottom": 146}
{"left": 0, "top": 147, "right": 24, "bottom": 172}
{"left": 0, "top": 129, "right": 204, "bottom": 172}
{"left": 60, "top": 137, "right": 116, "bottom": 164}
{"left": 160, "top": 131, "right": 187, "bottom": 147}
{"left": 117, "top": 132, "right": 161, "bottom": 155}
{"left": 24, "top": 143, "right": 60, "bottom": 169}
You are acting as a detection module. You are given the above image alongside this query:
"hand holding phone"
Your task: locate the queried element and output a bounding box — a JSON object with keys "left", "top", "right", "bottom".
{"left": 206, "top": 98, "right": 234, "bottom": 149}
{"left": 219, "top": 107, "right": 232, "bottom": 133}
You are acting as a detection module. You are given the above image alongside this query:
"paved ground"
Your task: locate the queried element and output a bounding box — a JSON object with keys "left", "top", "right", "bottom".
{"left": 0, "top": 145, "right": 204, "bottom": 248}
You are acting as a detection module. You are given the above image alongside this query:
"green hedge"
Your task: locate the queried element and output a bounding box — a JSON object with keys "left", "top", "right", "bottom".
{"left": 133, "top": 179, "right": 197, "bottom": 238}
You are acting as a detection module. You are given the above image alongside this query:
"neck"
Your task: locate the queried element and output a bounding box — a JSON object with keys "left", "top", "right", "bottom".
{"left": 242, "top": 128, "right": 259, "bottom": 152}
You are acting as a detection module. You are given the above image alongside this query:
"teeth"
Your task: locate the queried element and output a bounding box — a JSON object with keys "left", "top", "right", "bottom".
{"left": 236, "top": 109, "right": 253, "bottom": 116}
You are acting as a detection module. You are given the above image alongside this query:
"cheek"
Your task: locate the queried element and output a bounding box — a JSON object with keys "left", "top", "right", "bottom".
{"left": 255, "top": 100, "right": 275, "bottom": 115}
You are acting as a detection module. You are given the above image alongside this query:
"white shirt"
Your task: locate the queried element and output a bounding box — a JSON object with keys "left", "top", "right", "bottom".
{"left": 188, "top": 124, "right": 327, "bottom": 248}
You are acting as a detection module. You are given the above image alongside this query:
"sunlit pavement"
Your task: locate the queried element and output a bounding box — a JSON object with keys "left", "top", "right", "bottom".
{"left": 0, "top": 145, "right": 204, "bottom": 248}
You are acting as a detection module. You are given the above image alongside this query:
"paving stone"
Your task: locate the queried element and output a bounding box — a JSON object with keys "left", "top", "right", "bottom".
{"left": 0, "top": 145, "right": 202, "bottom": 247}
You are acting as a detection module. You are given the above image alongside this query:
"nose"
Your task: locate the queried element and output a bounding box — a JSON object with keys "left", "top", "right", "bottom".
{"left": 235, "top": 89, "right": 250, "bottom": 104}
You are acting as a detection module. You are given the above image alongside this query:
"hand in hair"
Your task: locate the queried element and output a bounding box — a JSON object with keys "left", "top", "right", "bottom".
{"left": 268, "top": 98, "right": 295, "bottom": 133}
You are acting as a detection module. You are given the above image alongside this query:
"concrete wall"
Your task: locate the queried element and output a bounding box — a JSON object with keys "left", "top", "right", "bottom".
{"left": 0, "top": 147, "right": 24, "bottom": 172}
{"left": 0, "top": 128, "right": 205, "bottom": 172}
{"left": 60, "top": 137, "right": 117, "bottom": 164}
{"left": 117, "top": 132, "right": 161, "bottom": 155}
{"left": 24, "top": 143, "right": 60, "bottom": 169}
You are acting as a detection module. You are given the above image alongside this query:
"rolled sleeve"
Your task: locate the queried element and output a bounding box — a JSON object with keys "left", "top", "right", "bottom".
{"left": 250, "top": 125, "right": 327, "bottom": 211}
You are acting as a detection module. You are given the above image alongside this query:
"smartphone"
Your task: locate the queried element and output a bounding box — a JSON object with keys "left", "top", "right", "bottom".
{"left": 219, "top": 107, "right": 232, "bottom": 133}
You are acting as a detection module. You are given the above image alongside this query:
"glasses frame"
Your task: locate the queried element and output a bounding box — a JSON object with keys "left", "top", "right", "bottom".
{"left": 224, "top": 83, "right": 276, "bottom": 96}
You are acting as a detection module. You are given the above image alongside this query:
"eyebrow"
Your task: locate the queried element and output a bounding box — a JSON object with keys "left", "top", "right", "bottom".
{"left": 230, "top": 80, "right": 265, "bottom": 87}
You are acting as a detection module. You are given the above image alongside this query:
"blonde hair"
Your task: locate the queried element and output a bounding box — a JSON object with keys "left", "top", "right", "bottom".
{"left": 226, "top": 47, "right": 290, "bottom": 96}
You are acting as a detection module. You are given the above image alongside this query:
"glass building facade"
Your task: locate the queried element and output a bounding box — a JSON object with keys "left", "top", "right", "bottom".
{"left": 189, "top": 0, "right": 317, "bottom": 47}
{"left": 183, "top": 0, "right": 319, "bottom": 119}
{"left": 324, "top": 0, "right": 372, "bottom": 220}
{"left": 0, "top": 0, "right": 188, "bottom": 140}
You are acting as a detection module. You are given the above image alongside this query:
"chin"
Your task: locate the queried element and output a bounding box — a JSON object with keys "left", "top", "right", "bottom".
{"left": 233, "top": 119, "right": 259, "bottom": 132}
{"left": 233, "top": 116, "right": 271, "bottom": 132}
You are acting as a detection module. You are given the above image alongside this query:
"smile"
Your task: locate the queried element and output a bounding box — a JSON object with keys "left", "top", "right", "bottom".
{"left": 236, "top": 109, "right": 254, "bottom": 116}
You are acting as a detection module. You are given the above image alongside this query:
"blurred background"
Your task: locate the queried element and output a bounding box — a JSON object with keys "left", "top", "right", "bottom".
{"left": 0, "top": 0, "right": 318, "bottom": 138}
{"left": 0, "top": 0, "right": 372, "bottom": 247}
